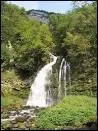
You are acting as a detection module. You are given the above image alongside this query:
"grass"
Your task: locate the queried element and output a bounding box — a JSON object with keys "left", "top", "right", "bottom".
{"left": 1, "top": 95, "right": 24, "bottom": 107}
{"left": 35, "top": 95, "right": 97, "bottom": 130}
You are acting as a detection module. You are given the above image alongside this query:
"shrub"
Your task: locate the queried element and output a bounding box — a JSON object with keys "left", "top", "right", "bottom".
{"left": 35, "top": 96, "right": 96, "bottom": 129}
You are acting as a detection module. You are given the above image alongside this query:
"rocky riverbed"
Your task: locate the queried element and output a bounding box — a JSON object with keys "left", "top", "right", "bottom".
{"left": 1, "top": 106, "right": 44, "bottom": 130}
{"left": 1, "top": 106, "right": 97, "bottom": 130}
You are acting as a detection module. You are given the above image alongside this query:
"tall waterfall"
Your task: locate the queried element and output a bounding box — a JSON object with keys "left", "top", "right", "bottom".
{"left": 63, "top": 60, "right": 67, "bottom": 96}
{"left": 58, "top": 58, "right": 71, "bottom": 99}
{"left": 67, "top": 63, "right": 71, "bottom": 87}
{"left": 58, "top": 58, "right": 65, "bottom": 99}
{"left": 26, "top": 53, "right": 57, "bottom": 107}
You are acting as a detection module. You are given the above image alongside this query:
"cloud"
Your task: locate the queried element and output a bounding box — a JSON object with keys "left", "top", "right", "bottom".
{"left": 7, "top": 1, "right": 39, "bottom": 10}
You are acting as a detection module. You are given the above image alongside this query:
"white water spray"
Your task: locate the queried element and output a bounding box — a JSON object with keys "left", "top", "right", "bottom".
{"left": 26, "top": 53, "right": 57, "bottom": 107}
{"left": 58, "top": 58, "right": 71, "bottom": 99}
{"left": 67, "top": 63, "right": 71, "bottom": 87}
{"left": 8, "top": 40, "right": 12, "bottom": 49}
{"left": 58, "top": 58, "right": 65, "bottom": 98}
{"left": 63, "top": 61, "right": 67, "bottom": 96}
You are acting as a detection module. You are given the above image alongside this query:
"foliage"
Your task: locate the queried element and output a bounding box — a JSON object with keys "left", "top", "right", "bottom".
{"left": 35, "top": 96, "right": 96, "bottom": 129}
{"left": 1, "top": 69, "right": 29, "bottom": 110}
{"left": 1, "top": 2, "right": 54, "bottom": 75}
{"left": 49, "top": 2, "right": 97, "bottom": 96}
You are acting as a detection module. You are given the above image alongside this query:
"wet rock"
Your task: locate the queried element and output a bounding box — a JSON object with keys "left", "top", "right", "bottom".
{"left": 21, "top": 112, "right": 29, "bottom": 115}
{"left": 22, "top": 105, "right": 32, "bottom": 110}
{"left": 12, "top": 128, "right": 20, "bottom": 130}
{"left": 25, "top": 122, "right": 31, "bottom": 128}
{"left": 11, "top": 120, "right": 17, "bottom": 124}
{"left": 28, "top": 118, "right": 35, "bottom": 122}
{"left": 16, "top": 110, "right": 20, "bottom": 115}
{"left": 15, "top": 116, "right": 27, "bottom": 122}
{"left": 10, "top": 111, "right": 17, "bottom": 116}
{"left": 19, "top": 109, "right": 31, "bottom": 115}
{"left": 23, "top": 114, "right": 30, "bottom": 120}
{"left": 13, "top": 123, "right": 19, "bottom": 128}
{"left": 34, "top": 109, "right": 40, "bottom": 114}
{"left": 28, "top": 116, "right": 37, "bottom": 122}
{"left": 26, "top": 119, "right": 30, "bottom": 123}
{"left": 2, "top": 113, "right": 9, "bottom": 119}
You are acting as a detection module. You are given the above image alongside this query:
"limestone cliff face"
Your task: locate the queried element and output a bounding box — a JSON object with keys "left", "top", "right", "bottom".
{"left": 27, "top": 9, "right": 49, "bottom": 24}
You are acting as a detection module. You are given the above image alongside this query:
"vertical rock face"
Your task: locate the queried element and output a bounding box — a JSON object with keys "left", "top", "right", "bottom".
{"left": 27, "top": 10, "right": 49, "bottom": 24}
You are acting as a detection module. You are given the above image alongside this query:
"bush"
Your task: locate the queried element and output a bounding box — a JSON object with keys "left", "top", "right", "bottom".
{"left": 35, "top": 96, "right": 96, "bottom": 129}
{"left": 1, "top": 69, "right": 29, "bottom": 110}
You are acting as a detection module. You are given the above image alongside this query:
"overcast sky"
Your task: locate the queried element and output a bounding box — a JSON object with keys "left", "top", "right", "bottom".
{"left": 8, "top": 1, "right": 74, "bottom": 13}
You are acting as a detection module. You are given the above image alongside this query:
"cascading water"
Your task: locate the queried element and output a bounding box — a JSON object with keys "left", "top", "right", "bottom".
{"left": 67, "top": 63, "right": 71, "bottom": 87}
{"left": 58, "top": 58, "right": 71, "bottom": 99}
{"left": 63, "top": 60, "right": 67, "bottom": 96}
{"left": 8, "top": 40, "right": 12, "bottom": 49}
{"left": 58, "top": 58, "right": 65, "bottom": 99}
{"left": 26, "top": 53, "right": 57, "bottom": 107}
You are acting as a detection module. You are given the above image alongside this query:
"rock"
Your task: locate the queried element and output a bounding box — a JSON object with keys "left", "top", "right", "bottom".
{"left": 28, "top": 116, "right": 37, "bottom": 121}
{"left": 10, "top": 111, "right": 17, "bottom": 116}
{"left": 12, "top": 128, "right": 20, "bottom": 130}
{"left": 23, "top": 114, "right": 30, "bottom": 120}
{"left": 13, "top": 123, "right": 19, "bottom": 128}
{"left": 32, "top": 123, "right": 35, "bottom": 128}
{"left": 22, "top": 105, "right": 31, "bottom": 110}
{"left": 11, "top": 120, "right": 17, "bottom": 124}
{"left": 16, "top": 110, "right": 20, "bottom": 115}
{"left": 20, "top": 109, "right": 30, "bottom": 114}
{"left": 26, "top": 119, "right": 30, "bottom": 123}
{"left": 22, "top": 105, "right": 27, "bottom": 109}
{"left": 2, "top": 113, "right": 9, "bottom": 119}
{"left": 34, "top": 108, "right": 40, "bottom": 113}
{"left": 15, "top": 116, "right": 27, "bottom": 122}
{"left": 25, "top": 122, "right": 31, "bottom": 128}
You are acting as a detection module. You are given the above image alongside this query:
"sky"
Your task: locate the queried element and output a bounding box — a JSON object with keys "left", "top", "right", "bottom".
{"left": 8, "top": 1, "right": 74, "bottom": 14}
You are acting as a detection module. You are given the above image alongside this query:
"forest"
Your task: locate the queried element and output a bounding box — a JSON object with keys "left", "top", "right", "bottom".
{"left": 1, "top": 1, "right": 97, "bottom": 130}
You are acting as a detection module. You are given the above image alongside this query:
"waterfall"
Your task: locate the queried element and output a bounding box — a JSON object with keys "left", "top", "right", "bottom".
{"left": 26, "top": 53, "right": 57, "bottom": 107}
{"left": 8, "top": 40, "right": 12, "bottom": 49}
{"left": 63, "top": 60, "right": 67, "bottom": 96}
{"left": 58, "top": 58, "right": 71, "bottom": 99}
{"left": 67, "top": 63, "right": 71, "bottom": 87}
{"left": 58, "top": 58, "right": 65, "bottom": 99}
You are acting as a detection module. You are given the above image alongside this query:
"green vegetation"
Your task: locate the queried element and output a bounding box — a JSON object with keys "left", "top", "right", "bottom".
{"left": 1, "top": 69, "right": 29, "bottom": 111}
{"left": 1, "top": 1, "right": 97, "bottom": 96}
{"left": 49, "top": 1, "right": 97, "bottom": 96}
{"left": 35, "top": 96, "right": 96, "bottom": 129}
{"left": 1, "top": 1, "right": 97, "bottom": 130}
{"left": 1, "top": 2, "right": 54, "bottom": 75}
